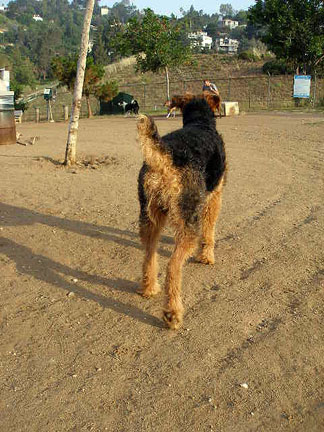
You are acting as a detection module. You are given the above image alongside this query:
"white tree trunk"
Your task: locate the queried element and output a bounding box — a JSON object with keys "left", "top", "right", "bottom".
{"left": 64, "top": 0, "right": 95, "bottom": 166}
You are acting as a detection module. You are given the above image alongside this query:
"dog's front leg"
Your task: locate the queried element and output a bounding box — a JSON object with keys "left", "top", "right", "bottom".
{"left": 163, "top": 233, "right": 197, "bottom": 329}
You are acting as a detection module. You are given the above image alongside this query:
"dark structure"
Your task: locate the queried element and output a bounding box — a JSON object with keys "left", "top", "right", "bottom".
{"left": 100, "top": 92, "right": 134, "bottom": 115}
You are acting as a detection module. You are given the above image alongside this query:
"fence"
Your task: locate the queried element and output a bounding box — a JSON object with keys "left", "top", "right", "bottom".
{"left": 22, "top": 74, "right": 324, "bottom": 122}
{"left": 119, "top": 75, "right": 324, "bottom": 111}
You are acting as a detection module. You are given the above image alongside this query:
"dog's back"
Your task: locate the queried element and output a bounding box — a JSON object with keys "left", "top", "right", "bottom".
{"left": 161, "top": 98, "right": 226, "bottom": 191}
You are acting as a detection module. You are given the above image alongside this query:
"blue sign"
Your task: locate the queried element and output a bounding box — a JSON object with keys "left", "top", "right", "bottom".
{"left": 293, "top": 75, "right": 311, "bottom": 98}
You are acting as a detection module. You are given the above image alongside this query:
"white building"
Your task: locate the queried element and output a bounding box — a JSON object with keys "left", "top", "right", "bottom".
{"left": 188, "top": 31, "right": 213, "bottom": 50}
{"left": 33, "top": 15, "right": 43, "bottom": 22}
{"left": 221, "top": 19, "right": 239, "bottom": 29}
{"left": 0, "top": 69, "right": 10, "bottom": 91}
{"left": 215, "top": 37, "right": 239, "bottom": 54}
{"left": 101, "top": 7, "right": 109, "bottom": 16}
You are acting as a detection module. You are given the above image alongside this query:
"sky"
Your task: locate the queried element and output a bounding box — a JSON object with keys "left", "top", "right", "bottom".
{"left": 100, "top": 1, "right": 256, "bottom": 16}
{"left": 2, "top": 1, "right": 256, "bottom": 17}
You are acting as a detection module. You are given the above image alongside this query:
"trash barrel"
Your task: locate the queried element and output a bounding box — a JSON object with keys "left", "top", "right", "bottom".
{"left": 0, "top": 91, "right": 16, "bottom": 145}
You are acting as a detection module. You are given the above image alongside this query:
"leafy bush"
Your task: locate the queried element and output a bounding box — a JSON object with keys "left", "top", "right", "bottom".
{"left": 263, "top": 60, "right": 294, "bottom": 75}
{"left": 238, "top": 50, "right": 260, "bottom": 61}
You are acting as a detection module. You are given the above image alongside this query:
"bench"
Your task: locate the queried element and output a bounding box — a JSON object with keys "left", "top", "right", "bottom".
{"left": 14, "top": 110, "right": 23, "bottom": 123}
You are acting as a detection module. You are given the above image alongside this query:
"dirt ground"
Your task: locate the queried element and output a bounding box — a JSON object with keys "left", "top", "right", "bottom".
{"left": 1, "top": 112, "right": 323, "bottom": 432}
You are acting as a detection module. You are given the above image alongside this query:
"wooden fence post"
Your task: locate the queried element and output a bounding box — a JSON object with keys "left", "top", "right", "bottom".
{"left": 35, "top": 107, "right": 40, "bottom": 123}
{"left": 227, "top": 77, "right": 231, "bottom": 100}
{"left": 63, "top": 105, "right": 69, "bottom": 121}
{"left": 267, "top": 73, "right": 271, "bottom": 108}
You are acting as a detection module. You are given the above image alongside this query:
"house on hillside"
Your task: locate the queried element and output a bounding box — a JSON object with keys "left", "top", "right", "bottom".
{"left": 0, "top": 68, "right": 10, "bottom": 91}
{"left": 220, "top": 18, "right": 239, "bottom": 30}
{"left": 101, "top": 7, "right": 109, "bottom": 16}
{"left": 0, "top": 4, "right": 7, "bottom": 13}
{"left": 215, "top": 37, "right": 239, "bottom": 54}
{"left": 33, "top": 15, "right": 43, "bottom": 22}
{"left": 188, "top": 31, "right": 213, "bottom": 50}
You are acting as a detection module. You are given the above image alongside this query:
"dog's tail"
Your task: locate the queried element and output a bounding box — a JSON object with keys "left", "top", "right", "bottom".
{"left": 137, "top": 115, "right": 170, "bottom": 170}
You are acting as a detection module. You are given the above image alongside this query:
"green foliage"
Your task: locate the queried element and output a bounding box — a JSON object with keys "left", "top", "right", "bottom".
{"left": 238, "top": 50, "right": 260, "bottom": 62}
{"left": 94, "top": 80, "right": 119, "bottom": 102}
{"left": 4, "top": 0, "right": 85, "bottom": 79}
{"left": 262, "top": 60, "right": 294, "bottom": 75}
{"left": 51, "top": 56, "right": 105, "bottom": 96}
{"left": 248, "top": 0, "right": 324, "bottom": 72}
{"left": 179, "top": 6, "right": 219, "bottom": 33}
{"left": 121, "top": 9, "right": 192, "bottom": 74}
{"left": 220, "top": 4, "right": 236, "bottom": 18}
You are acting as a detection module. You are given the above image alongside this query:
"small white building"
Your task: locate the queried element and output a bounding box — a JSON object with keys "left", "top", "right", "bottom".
{"left": 221, "top": 19, "right": 239, "bottom": 30}
{"left": 33, "top": 15, "right": 43, "bottom": 22}
{"left": 100, "top": 7, "right": 109, "bottom": 16}
{"left": 215, "top": 37, "right": 239, "bottom": 54}
{"left": 188, "top": 31, "right": 213, "bottom": 50}
{"left": 0, "top": 69, "right": 10, "bottom": 91}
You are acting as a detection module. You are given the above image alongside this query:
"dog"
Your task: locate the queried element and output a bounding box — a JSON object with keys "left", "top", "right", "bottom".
{"left": 137, "top": 97, "right": 227, "bottom": 329}
{"left": 164, "top": 93, "right": 193, "bottom": 118}
{"left": 125, "top": 99, "right": 139, "bottom": 115}
{"left": 165, "top": 92, "right": 222, "bottom": 118}
{"left": 118, "top": 99, "right": 139, "bottom": 115}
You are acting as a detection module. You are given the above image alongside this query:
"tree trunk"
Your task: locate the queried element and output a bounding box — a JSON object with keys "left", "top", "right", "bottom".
{"left": 64, "top": 0, "right": 95, "bottom": 166}
{"left": 165, "top": 66, "right": 170, "bottom": 101}
{"left": 86, "top": 95, "right": 93, "bottom": 118}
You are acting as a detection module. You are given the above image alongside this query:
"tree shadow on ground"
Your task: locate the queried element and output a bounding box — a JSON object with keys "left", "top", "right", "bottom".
{"left": 0, "top": 236, "right": 164, "bottom": 329}
{"left": 0, "top": 202, "right": 174, "bottom": 255}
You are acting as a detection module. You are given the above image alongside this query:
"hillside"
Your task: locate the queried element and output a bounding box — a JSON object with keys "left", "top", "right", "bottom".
{"left": 105, "top": 54, "right": 266, "bottom": 85}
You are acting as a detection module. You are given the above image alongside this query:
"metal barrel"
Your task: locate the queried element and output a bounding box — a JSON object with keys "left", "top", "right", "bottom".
{"left": 0, "top": 92, "right": 16, "bottom": 145}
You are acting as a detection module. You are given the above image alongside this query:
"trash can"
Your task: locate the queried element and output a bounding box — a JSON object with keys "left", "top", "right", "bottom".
{"left": 0, "top": 91, "right": 16, "bottom": 145}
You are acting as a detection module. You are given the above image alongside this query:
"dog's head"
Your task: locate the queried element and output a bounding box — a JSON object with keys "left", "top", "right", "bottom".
{"left": 182, "top": 97, "right": 214, "bottom": 126}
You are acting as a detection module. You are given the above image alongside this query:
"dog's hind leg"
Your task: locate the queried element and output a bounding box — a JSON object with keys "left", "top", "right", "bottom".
{"left": 139, "top": 209, "right": 167, "bottom": 298}
{"left": 163, "top": 229, "right": 197, "bottom": 329}
{"left": 196, "top": 182, "right": 223, "bottom": 265}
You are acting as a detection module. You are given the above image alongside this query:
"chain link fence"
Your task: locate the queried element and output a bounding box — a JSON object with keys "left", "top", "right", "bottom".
{"left": 22, "top": 75, "right": 324, "bottom": 122}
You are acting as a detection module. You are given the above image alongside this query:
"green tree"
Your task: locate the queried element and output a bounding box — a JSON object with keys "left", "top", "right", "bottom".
{"left": 220, "top": 4, "right": 236, "bottom": 18}
{"left": 94, "top": 80, "right": 119, "bottom": 101}
{"left": 121, "top": 8, "right": 192, "bottom": 100}
{"left": 248, "top": 0, "right": 324, "bottom": 73}
{"left": 92, "top": 26, "right": 109, "bottom": 65}
{"left": 52, "top": 55, "right": 105, "bottom": 117}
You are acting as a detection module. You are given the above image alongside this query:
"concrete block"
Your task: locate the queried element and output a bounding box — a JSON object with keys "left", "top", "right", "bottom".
{"left": 222, "top": 101, "right": 239, "bottom": 116}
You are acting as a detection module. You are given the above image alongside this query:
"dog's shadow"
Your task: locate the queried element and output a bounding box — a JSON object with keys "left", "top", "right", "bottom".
{"left": 0, "top": 202, "right": 174, "bottom": 328}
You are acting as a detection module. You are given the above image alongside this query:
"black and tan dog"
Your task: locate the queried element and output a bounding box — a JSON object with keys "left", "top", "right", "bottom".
{"left": 137, "top": 98, "right": 226, "bottom": 329}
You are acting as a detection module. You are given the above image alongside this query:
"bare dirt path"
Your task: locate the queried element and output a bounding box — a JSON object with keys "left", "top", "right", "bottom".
{"left": 1, "top": 113, "right": 323, "bottom": 432}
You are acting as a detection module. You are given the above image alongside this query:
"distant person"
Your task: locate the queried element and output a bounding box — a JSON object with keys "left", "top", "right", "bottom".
{"left": 203, "top": 79, "right": 219, "bottom": 95}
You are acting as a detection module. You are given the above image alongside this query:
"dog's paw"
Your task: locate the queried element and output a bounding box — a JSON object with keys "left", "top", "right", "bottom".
{"left": 163, "top": 310, "right": 183, "bottom": 330}
{"left": 137, "top": 283, "right": 161, "bottom": 298}
{"left": 196, "top": 250, "right": 215, "bottom": 265}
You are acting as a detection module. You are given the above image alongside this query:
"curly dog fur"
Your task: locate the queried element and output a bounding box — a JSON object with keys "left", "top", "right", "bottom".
{"left": 137, "top": 98, "right": 226, "bottom": 329}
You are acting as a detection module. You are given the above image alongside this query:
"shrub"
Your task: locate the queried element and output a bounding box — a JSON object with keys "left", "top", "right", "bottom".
{"left": 263, "top": 60, "right": 294, "bottom": 75}
{"left": 238, "top": 50, "right": 260, "bottom": 61}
